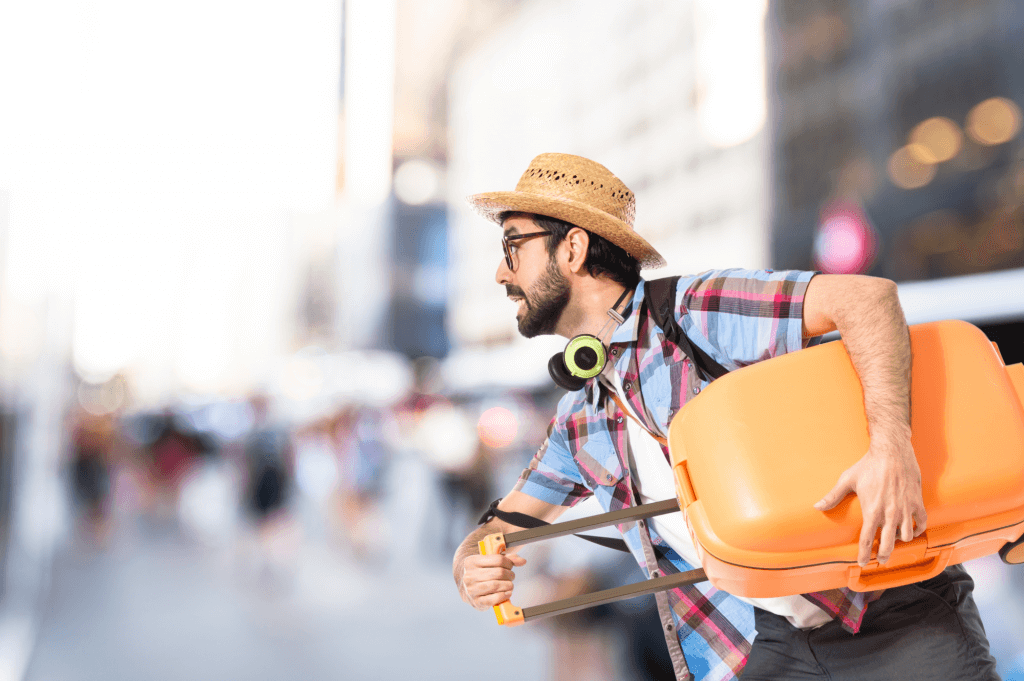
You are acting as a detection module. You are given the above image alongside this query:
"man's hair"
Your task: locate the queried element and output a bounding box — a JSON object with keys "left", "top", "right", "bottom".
{"left": 499, "top": 212, "right": 641, "bottom": 288}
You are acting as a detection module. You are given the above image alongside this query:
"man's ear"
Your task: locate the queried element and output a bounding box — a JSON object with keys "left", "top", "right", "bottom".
{"left": 564, "top": 228, "right": 590, "bottom": 274}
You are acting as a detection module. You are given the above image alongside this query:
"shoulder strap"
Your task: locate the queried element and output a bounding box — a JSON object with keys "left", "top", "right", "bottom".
{"left": 478, "top": 499, "right": 632, "bottom": 553}
{"left": 643, "top": 276, "right": 729, "bottom": 383}
{"left": 609, "top": 391, "right": 667, "bottom": 446}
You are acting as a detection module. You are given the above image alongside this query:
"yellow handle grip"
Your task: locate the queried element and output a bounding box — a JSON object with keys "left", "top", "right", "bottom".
{"left": 846, "top": 547, "right": 952, "bottom": 592}
{"left": 478, "top": 532, "right": 525, "bottom": 627}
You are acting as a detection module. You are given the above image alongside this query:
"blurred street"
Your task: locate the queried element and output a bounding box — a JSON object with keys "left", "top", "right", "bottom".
{"left": 18, "top": 500, "right": 1024, "bottom": 680}
{"left": 21, "top": 454, "right": 549, "bottom": 681}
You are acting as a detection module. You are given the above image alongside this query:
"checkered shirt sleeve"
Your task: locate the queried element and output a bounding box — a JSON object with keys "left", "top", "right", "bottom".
{"left": 674, "top": 268, "right": 820, "bottom": 370}
{"left": 512, "top": 414, "right": 592, "bottom": 507}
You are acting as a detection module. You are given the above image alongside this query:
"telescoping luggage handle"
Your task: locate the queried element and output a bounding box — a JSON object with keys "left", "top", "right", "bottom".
{"left": 478, "top": 499, "right": 707, "bottom": 626}
{"left": 479, "top": 498, "right": 1024, "bottom": 627}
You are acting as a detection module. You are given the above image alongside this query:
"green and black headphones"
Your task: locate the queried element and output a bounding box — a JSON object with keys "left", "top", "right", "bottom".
{"left": 547, "top": 287, "right": 632, "bottom": 391}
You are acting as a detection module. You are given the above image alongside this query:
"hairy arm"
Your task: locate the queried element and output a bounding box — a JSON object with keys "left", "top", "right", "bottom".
{"left": 453, "top": 491, "right": 567, "bottom": 609}
{"left": 802, "top": 274, "right": 927, "bottom": 566}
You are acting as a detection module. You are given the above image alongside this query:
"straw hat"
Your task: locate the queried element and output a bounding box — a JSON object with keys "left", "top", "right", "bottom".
{"left": 467, "top": 153, "right": 666, "bottom": 269}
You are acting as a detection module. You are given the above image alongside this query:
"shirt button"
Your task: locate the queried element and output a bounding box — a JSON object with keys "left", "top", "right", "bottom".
{"left": 611, "top": 348, "right": 619, "bottom": 356}
{"left": 616, "top": 417, "right": 623, "bottom": 424}
{"left": 605, "top": 473, "right": 614, "bottom": 482}
{"left": 623, "top": 380, "right": 632, "bottom": 391}
{"left": 693, "top": 385, "right": 701, "bottom": 395}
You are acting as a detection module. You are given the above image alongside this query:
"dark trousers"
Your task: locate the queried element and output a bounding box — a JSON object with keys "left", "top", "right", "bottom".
{"left": 742, "top": 565, "right": 1000, "bottom": 680}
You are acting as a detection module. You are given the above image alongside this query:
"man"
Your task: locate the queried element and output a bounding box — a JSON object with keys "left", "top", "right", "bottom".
{"left": 452, "top": 153, "right": 998, "bottom": 680}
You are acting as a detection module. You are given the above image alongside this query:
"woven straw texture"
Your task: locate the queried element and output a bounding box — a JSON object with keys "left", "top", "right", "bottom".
{"left": 468, "top": 153, "right": 666, "bottom": 269}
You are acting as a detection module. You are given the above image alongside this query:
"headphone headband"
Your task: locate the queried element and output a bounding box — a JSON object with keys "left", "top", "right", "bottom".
{"left": 549, "top": 287, "right": 633, "bottom": 391}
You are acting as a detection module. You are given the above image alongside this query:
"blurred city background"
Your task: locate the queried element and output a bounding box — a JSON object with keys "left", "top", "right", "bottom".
{"left": 1, "top": 0, "right": 1023, "bottom": 679}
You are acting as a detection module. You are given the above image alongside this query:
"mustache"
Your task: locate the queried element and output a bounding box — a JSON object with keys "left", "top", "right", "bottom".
{"left": 505, "top": 285, "right": 526, "bottom": 299}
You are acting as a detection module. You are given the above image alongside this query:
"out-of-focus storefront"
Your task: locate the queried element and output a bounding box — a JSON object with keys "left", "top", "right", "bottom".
{"left": 768, "top": 0, "right": 1024, "bottom": 361}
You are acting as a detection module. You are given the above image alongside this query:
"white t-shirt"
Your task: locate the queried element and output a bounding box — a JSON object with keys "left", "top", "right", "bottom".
{"left": 600, "top": 365, "right": 831, "bottom": 630}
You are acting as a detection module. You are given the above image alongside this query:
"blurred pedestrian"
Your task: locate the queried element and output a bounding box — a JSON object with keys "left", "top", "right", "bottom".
{"left": 239, "top": 394, "right": 300, "bottom": 591}
{"left": 68, "top": 408, "right": 118, "bottom": 546}
{"left": 146, "top": 411, "right": 206, "bottom": 514}
{"left": 336, "top": 405, "right": 394, "bottom": 562}
{"left": 242, "top": 395, "right": 293, "bottom": 526}
{"left": 292, "top": 414, "right": 341, "bottom": 539}
{"left": 414, "top": 402, "right": 492, "bottom": 557}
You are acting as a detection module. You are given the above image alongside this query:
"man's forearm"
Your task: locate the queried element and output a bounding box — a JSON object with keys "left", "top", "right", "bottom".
{"left": 831, "top": 278, "right": 912, "bottom": 448}
{"left": 811, "top": 276, "right": 925, "bottom": 561}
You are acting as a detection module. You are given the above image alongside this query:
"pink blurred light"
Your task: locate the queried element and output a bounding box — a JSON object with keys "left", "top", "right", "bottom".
{"left": 477, "top": 407, "right": 518, "bottom": 449}
{"left": 813, "top": 203, "right": 879, "bottom": 274}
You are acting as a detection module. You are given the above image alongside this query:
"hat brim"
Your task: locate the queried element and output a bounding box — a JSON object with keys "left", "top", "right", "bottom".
{"left": 467, "top": 191, "right": 666, "bottom": 270}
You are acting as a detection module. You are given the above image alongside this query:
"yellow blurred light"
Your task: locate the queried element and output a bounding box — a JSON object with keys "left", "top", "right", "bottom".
{"left": 887, "top": 146, "right": 937, "bottom": 190}
{"left": 908, "top": 117, "right": 962, "bottom": 163}
{"left": 966, "top": 97, "right": 1022, "bottom": 146}
{"left": 904, "top": 143, "right": 937, "bottom": 165}
{"left": 477, "top": 407, "right": 518, "bottom": 449}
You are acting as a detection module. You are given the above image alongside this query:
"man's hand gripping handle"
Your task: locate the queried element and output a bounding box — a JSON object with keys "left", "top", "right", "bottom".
{"left": 478, "top": 533, "right": 525, "bottom": 626}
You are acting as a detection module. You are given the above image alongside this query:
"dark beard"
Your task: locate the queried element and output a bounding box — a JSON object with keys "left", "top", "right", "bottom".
{"left": 512, "top": 258, "right": 571, "bottom": 338}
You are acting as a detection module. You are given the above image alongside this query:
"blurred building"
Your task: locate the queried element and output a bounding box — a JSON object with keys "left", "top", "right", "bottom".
{"left": 387, "top": 185, "right": 451, "bottom": 359}
{"left": 447, "top": 0, "right": 776, "bottom": 385}
{"left": 767, "top": 0, "right": 1024, "bottom": 360}
{"left": 327, "top": 0, "right": 517, "bottom": 362}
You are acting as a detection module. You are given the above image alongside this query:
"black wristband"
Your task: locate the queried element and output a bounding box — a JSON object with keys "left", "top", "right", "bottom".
{"left": 478, "top": 498, "right": 503, "bottom": 525}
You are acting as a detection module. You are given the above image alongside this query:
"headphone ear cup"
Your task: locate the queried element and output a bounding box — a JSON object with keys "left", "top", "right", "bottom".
{"left": 564, "top": 335, "right": 606, "bottom": 379}
{"left": 548, "top": 353, "right": 588, "bottom": 391}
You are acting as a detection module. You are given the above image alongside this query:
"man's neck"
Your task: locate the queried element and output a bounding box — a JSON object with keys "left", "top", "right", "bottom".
{"left": 555, "top": 278, "right": 633, "bottom": 340}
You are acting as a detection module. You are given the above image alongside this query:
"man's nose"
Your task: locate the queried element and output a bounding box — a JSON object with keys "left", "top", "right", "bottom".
{"left": 495, "top": 258, "right": 512, "bottom": 285}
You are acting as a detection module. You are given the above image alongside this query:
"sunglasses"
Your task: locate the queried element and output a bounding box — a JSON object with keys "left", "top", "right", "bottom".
{"left": 501, "top": 231, "right": 551, "bottom": 271}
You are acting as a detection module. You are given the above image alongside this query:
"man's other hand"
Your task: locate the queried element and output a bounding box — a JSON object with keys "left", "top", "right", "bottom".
{"left": 814, "top": 431, "right": 928, "bottom": 566}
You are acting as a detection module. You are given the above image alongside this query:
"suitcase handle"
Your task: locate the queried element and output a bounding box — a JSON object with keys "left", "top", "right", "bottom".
{"left": 846, "top": 547, "right": 953, "bottom": 591}
{"left": 477, "top": 501, "right": 681, "bottom": 627}
{"left": 478, "top": 532, "right": 525, "bottom": 626}
{"left": 673, "top": 461, "right": 697, "bottom": 506}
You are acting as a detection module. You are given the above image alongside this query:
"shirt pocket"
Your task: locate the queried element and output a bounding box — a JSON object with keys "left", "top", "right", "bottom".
{"left": 575, "top": 444, "right": 624, "bottom": 488}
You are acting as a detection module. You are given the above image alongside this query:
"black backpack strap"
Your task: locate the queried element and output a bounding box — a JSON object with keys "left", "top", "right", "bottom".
{"left": 478, "top": 498, "right": 632, "bottom": 553}
{"left": 644, "top": 276, "right": 729, "bottom": 383}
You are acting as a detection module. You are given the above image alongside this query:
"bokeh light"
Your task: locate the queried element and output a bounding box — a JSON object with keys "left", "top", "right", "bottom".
{"left": 966, "top": 97, "right": 1022, "bottom": 146}
{"left": 812, "top": 206, "right": 879, "bottom": 274}
{"left": 394, "top": 159, "right": 442, "bottom": 205}
{"left": 888, "top": 145, "right": 938, "bottom": 190}
{"left": 418, "top": 403, "right": 477, "bottom": 470}
{"left": 907, "top": 117, "right": 963, "bottom": 164}
{"left": 477, "top": 406, "right": 518, "bottom": 449}
{"left": 77, "top": 377, "right": 127, "bottom": 416}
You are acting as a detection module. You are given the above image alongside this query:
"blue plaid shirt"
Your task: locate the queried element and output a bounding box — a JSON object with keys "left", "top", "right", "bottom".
{"left": 514, "top": 269, "right": 879, "bottom": 681}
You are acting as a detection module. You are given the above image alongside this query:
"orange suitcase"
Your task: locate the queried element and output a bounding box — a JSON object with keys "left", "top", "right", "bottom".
{"left": 670, "top": 319, "right": 1024, "bottom": 597}
{"left": 481, "top": 320, "right": 1024, "bottom": 626}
